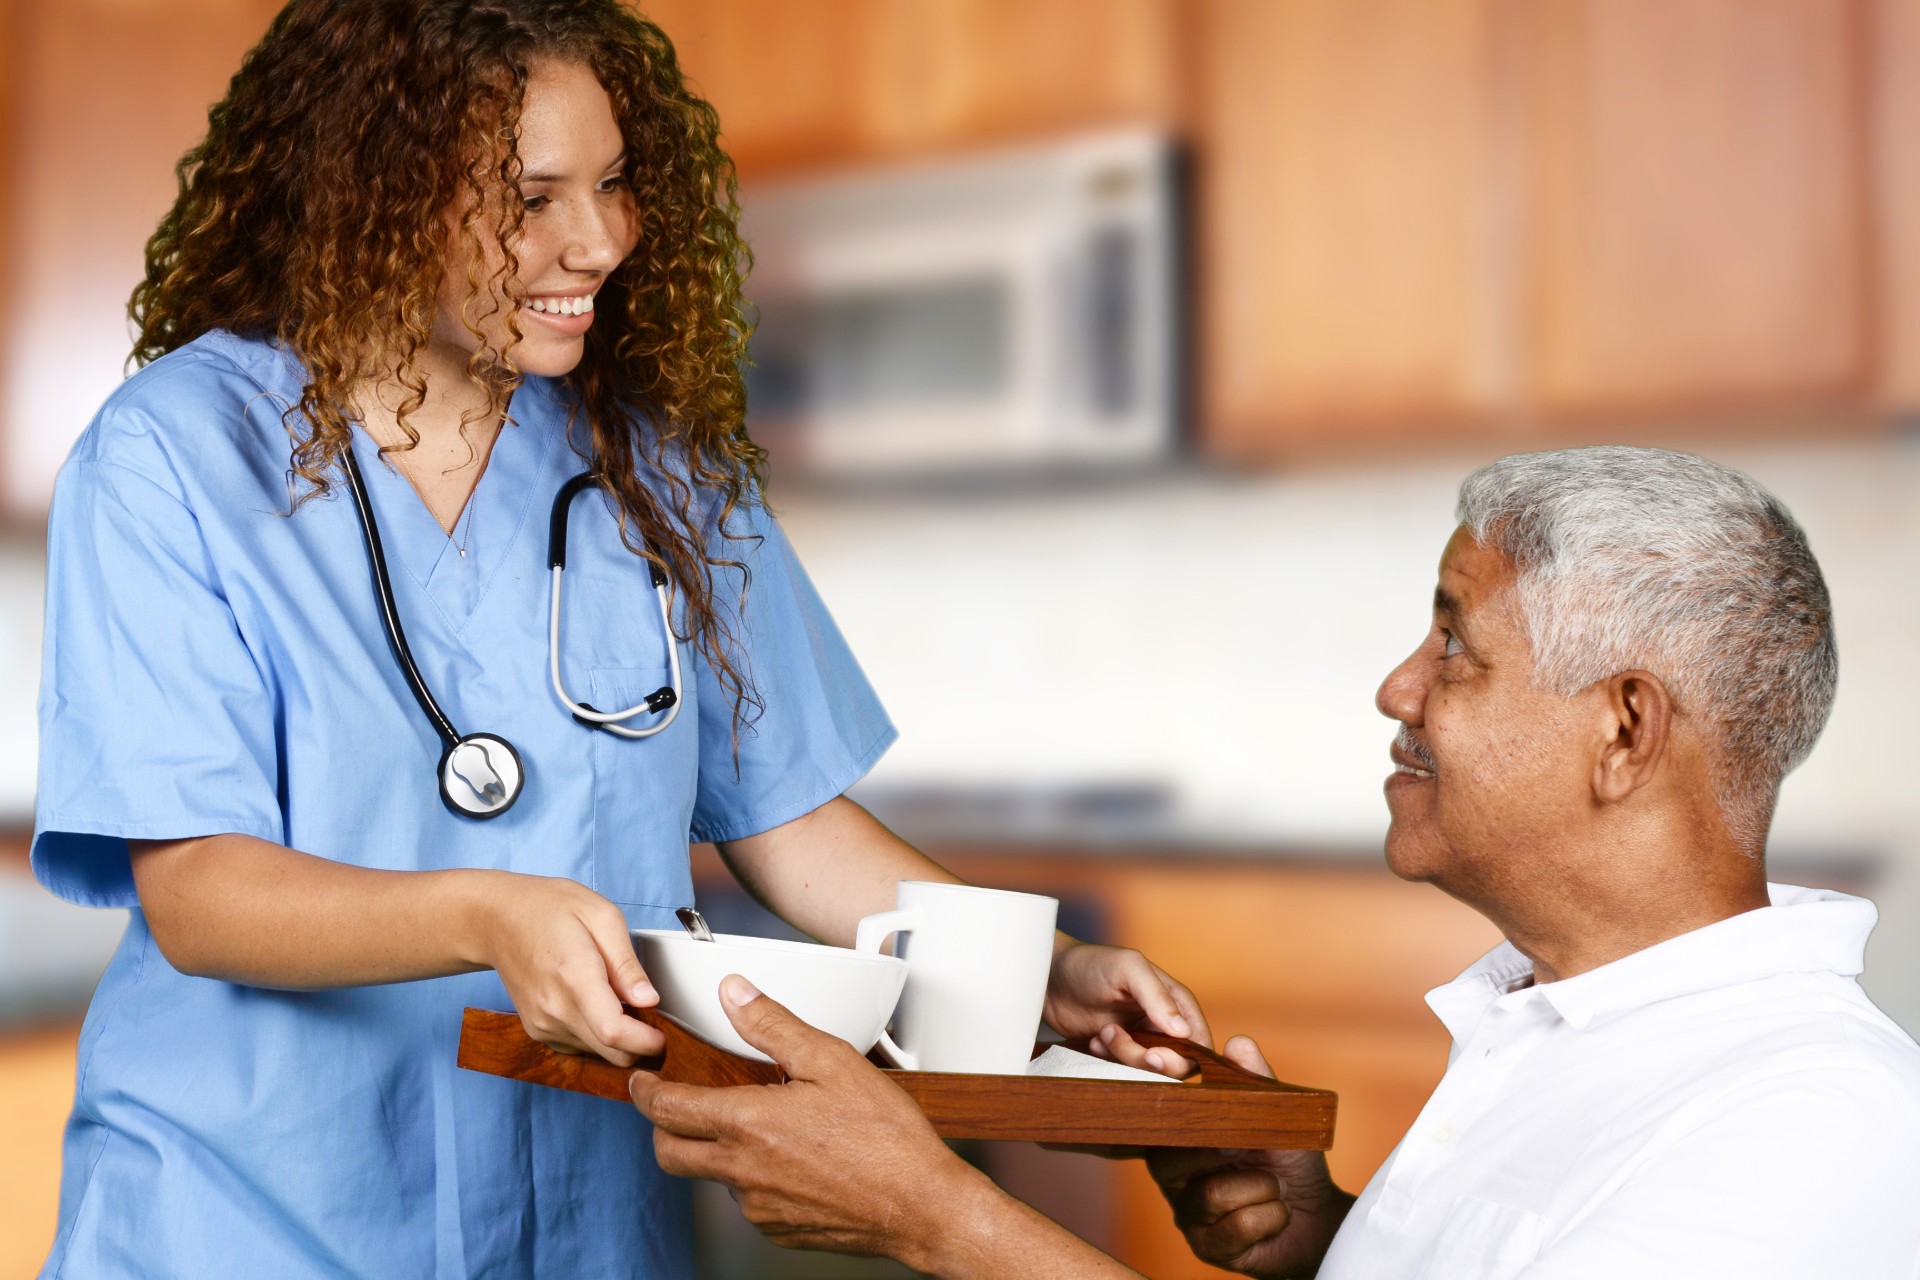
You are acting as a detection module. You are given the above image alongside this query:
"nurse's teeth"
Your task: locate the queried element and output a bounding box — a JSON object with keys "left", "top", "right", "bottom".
{"left": 528, "top": 294, "right": 594, "bottom": 315}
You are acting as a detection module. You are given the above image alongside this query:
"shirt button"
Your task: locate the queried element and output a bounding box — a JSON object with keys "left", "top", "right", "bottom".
{"left": 1430, "top": 1121, "right": 1454, "bottom": 1144}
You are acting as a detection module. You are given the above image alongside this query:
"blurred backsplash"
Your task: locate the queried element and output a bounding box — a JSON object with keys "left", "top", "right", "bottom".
{"left": 5, "top": 2, "right": 1920, "bottom": 1275}
{"left": 2, "top": 433, "right": 1916, "bottom": 1007}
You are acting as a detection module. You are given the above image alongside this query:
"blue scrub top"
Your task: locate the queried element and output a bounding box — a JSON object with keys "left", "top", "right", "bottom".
{"left": 32, "top": 330, "right": 896, "bottom": 1279}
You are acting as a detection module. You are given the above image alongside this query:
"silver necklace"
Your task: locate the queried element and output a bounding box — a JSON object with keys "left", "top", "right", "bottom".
{"left": 391, "top": 453, "right": 478, "bottom": 558}
{"left": 450, "top": 493, "right": 476, "bottom": 558}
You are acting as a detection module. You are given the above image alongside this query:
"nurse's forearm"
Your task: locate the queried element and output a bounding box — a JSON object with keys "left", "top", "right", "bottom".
{"left": 132, "top": 832, "right": 548, "bottom": 988}
{"left": 713, "top": 796, "right": 971, "bottom": 949}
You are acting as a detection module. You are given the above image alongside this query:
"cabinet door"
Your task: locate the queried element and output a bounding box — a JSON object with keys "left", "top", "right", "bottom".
{"left": 650, "top": 0, "right": 1182, "bottom": 177}
{"left": 865, "top": 0, "right": 1184, "bottom": 150}
{"left": 1198, "top": 0, "right": 1513, "bottom": 457}
{"left": 1526, "top": 0, "right": 1869, "bottom": 416}
{"left": 641, "top": 0, "right": 881, "bottom": 176}
{"left": 1874, "top": 0, "right": 1920, "bottom": 410}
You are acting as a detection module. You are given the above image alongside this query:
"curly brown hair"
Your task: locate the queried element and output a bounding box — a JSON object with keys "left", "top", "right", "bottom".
{"left": 131, "top": 0, "right": 765, "bottom": 736}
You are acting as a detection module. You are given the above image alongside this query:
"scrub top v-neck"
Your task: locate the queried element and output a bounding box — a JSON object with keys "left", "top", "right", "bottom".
{"left": 346, "top": 405, "right": 543, "bottom": 631}
{"left": 32, "top": 329, "right": 896, "bottom": 1279}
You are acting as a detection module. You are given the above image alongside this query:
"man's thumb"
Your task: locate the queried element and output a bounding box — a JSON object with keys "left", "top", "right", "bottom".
{"left": 719, "top": 975, "right": 818, "bottom": 1073}
{"left": 1224, "top": 1035, "right": 1275, "bottom": 1080}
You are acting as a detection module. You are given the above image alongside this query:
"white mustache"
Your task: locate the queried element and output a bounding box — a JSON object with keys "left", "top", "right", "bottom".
{"left": 1394, "top": 726, "right": 1436, "bottom": 771}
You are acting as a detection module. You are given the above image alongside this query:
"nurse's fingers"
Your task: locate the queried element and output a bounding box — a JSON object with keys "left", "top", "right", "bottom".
{"left": 1126, "top": 959, "right": 1212, "bottom": 1050}
{"left": 575, "top": 976, "right": 667, "bottom": 1064}
{"left": 1094, "top": 1024, "right": 1198, "bottom": 1080}
{"left": 584, "top": 898, "right": 657, "bottom": 1010}
{"left": 1157, "top": 965, "right": 1215, "bottom": 1050}
{"left": 526, "top": 947, "right": 662, "bottom": 1065}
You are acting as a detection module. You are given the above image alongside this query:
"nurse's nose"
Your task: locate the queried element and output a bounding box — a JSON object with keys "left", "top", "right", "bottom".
{"left": 559, "top": 198, "right": 631, "bottom": 275}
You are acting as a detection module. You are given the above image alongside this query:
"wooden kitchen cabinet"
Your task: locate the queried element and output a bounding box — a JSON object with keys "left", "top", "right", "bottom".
{"left": 1197, "top": 0, "right": 1517, "bottom": 454}
{"left": 1873, "top": 0, "right": 1920, "bottom": 410}
{"left": 1197, "top": 0, "right": 1882, "bottom": 458}
{"left": 0, "top": 0, "right": 287, "bottom": 517}
{"left": 644, "top": 0, "right": 1185, "bottom": 178}
{"left": 633, "top": 0, "right": 880, "bottom": 176}
{"left": 1523, "top": 0, "right": 1869, "bottom": 418}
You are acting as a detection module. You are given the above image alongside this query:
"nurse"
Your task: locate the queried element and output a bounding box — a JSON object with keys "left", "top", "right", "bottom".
{"left": 31, "top": 2, "right": 1209, "bottom": 1276}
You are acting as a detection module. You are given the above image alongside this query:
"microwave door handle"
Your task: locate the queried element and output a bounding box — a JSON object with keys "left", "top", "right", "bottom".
{"left": 1051, "top": 239, "right": 1088, "bottom": 423}
{"left": 1085, "top": 224, "right": 1138, "bottom": 421}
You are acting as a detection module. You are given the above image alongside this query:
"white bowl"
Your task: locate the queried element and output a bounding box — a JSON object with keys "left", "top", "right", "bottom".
{"left": 631, "top": 929, "right": 908, "bottom": 1064}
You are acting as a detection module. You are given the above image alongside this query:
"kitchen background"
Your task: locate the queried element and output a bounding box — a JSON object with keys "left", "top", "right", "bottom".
{"left": 3, "top": 1, "right": 1919, "bottom": 1277}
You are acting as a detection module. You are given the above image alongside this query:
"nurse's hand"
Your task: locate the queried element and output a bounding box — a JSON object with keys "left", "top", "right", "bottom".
{"left": 476, "top": 873, "right": 665, "bottom": 1066}
{"left": 1045, "top": 940, "right": 1213, "bottom": 1077}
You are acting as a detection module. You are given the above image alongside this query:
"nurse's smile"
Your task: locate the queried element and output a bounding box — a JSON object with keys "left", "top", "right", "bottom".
{"left": 523, "top": 290, "right": 599, "bottom": 336}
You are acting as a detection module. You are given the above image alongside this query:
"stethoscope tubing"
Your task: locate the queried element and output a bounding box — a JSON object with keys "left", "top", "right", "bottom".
{"left": 341, "top": 447, "right": 462, "bottom": 751}
{"left": 548, "top": 568, "right": 684, "bottom": 737}
{"left": 546, "top": 471, "right": 683, "bottom": 738}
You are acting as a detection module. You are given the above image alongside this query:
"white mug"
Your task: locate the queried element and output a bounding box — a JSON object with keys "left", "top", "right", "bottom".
{"left": 854, "top": 881, "right": 1059, "bottom": 1074}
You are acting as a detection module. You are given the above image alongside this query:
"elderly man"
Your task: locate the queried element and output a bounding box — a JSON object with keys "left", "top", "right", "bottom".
{"left": 631, "top": 446, "right": 1920, "bottom": 1278}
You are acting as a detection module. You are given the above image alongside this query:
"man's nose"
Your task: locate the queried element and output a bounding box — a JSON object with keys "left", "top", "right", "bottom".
{"left": 1376, "top": 647, "right": 1427, "bottom": 725}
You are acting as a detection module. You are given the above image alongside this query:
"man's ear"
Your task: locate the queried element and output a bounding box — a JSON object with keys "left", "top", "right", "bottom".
{"left": 1592, "top": 670, "right": 1672, "bottom": 804}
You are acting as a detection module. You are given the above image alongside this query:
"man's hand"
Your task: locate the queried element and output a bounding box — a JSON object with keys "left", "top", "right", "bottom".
{"left": 630, "top": 975, "right": 982, "bottom": 1268}
{"left": 1146, "top": 1037, "right": 1355, "bottom": 1279}
{"left": 1047, "top": 941, "right": 1213, "bottom": 1076}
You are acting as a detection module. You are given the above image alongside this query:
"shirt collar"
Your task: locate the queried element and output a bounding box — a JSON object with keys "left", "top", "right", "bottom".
{"left": 1426, "top": 883, "right": 1878, "bottom": 1039}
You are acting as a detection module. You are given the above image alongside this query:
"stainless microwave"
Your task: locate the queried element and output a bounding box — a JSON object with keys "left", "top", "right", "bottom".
{"left": 740, "top": 130, "right": 1181, "bottom": 479}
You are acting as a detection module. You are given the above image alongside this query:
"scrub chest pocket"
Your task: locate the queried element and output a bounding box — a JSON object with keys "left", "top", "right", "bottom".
{"left": 589, "top": 664, "right": 699, "bottom": 909}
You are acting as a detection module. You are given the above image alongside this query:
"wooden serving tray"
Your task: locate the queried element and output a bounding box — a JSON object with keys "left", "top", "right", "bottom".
{"left": 459, "top": 1007, "right": 1337, "bottom": 1149}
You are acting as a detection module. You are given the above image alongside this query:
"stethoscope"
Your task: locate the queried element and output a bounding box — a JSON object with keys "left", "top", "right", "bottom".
{"left": 342, "top": 450, "right": 681, "bottom": 819}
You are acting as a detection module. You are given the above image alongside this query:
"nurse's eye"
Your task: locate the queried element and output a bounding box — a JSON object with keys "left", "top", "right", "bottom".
{"left": 522, "top": 194, "right": 551, "bottom": 213}
{"left": 596, "top": 175, "right": 629, "bottom": 195}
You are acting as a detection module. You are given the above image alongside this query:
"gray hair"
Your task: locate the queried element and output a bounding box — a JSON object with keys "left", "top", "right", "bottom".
{"left": 1456, "top": 446, "right": 1836, "bottom": 854}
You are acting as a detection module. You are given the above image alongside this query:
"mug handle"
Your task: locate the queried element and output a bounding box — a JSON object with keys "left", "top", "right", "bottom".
{"left": 854, "top": 908, "right": 918, "bottom": 1071}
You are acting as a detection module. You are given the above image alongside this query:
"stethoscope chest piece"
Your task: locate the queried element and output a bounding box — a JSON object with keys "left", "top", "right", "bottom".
{"left": 440, "top": 733, "right": 524, "bottom": 819}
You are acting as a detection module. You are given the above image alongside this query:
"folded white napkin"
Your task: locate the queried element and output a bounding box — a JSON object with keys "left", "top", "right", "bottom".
{"left": 1025, "top": 1045, "right": 1180, "bottom": 1084}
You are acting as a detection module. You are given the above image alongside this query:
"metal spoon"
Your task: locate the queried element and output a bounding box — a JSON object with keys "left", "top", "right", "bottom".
{"left": 674, "top": 906, "right": 716, "bottom": 943}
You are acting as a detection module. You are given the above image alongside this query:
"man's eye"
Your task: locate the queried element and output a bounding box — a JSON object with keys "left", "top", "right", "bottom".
{"left": 1441, "top": 630, "right": 1463, "bottom": 657}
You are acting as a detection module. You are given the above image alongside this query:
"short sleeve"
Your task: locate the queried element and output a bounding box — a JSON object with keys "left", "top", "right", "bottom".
{"left": 688, "top": 496, "right": 895, "bottom": 843}
{"left": 33, "top": 457, "right": 283, "bottom": 907}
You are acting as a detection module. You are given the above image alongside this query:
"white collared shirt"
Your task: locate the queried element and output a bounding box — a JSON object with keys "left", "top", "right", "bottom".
{"left": 1318, "top": 884, "right": 1920, "bottom": 1280}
